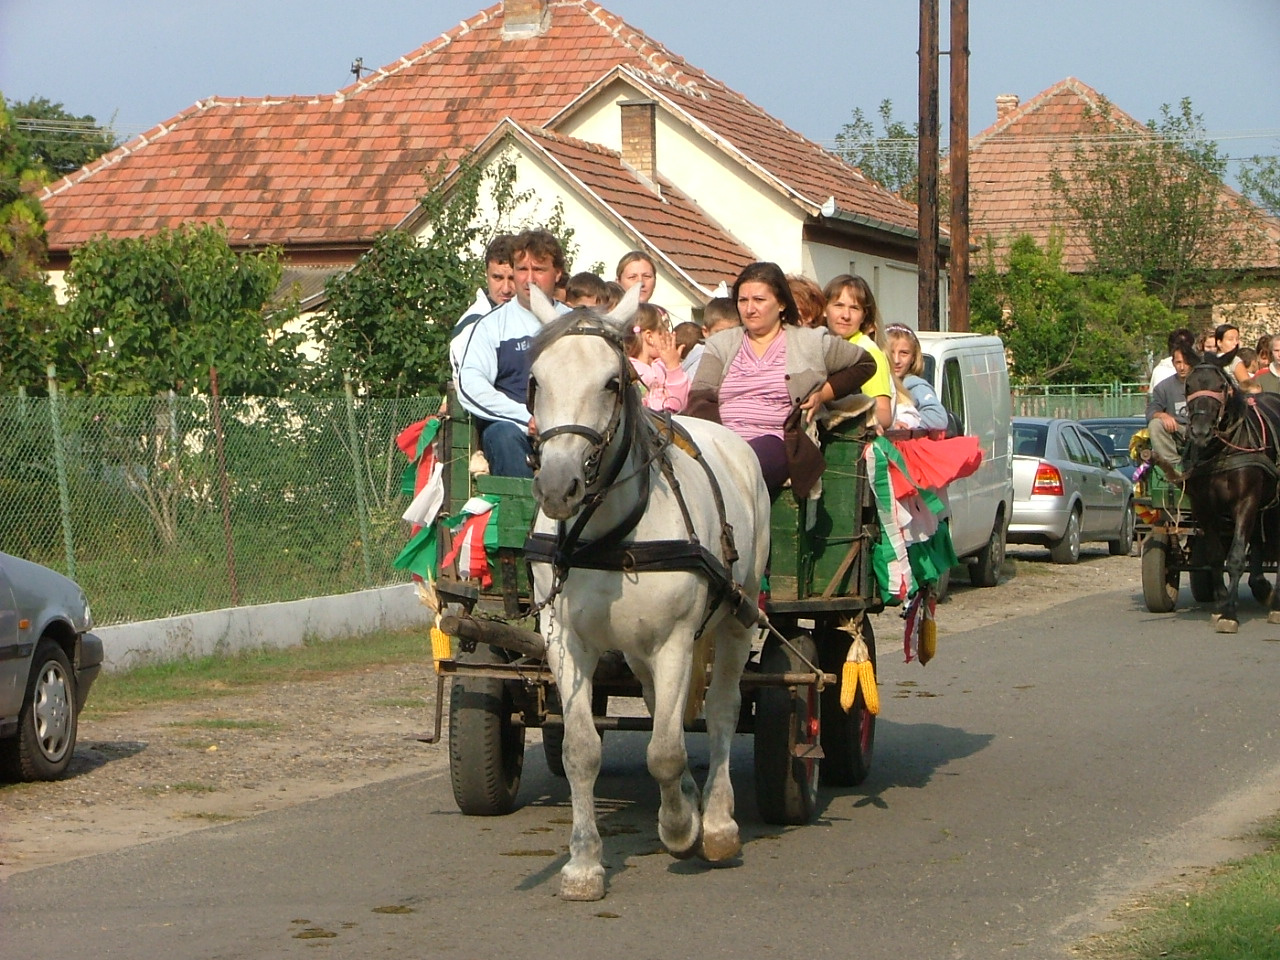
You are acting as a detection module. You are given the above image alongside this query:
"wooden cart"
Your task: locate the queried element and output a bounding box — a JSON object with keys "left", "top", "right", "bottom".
{"left": 423, "top": 400, "right": 885, "bottom": 826}
{"left": 1137, "top": 466, "right": 1261, "bottom": 612}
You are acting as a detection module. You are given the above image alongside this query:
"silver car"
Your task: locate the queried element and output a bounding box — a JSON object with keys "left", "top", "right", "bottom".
{"left": 0, "top": 552, "right": 104, "bottom": 781}
{"left": 1008, "top": 418, "right": 1135, "bottom": 564}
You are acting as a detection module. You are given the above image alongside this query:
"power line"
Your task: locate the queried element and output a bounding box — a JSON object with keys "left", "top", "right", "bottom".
{"left": 820, "top": 128, "right": 1280, "bottom": 151}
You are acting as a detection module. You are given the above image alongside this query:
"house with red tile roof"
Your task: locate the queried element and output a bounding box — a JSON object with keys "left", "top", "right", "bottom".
{"left": 969, "top": 77, "right": 1280, "bottom": 328}
{"left": 40, "top": 0, "right": 943, "bottom": 326}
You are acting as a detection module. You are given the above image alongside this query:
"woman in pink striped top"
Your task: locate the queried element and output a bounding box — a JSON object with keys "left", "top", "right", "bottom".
{"left": 687, "top": 262, "right": 875, "bottom": 497}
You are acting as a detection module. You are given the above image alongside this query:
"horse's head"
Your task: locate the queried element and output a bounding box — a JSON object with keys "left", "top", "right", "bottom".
{"left": 526, "top": 284, "right": 642, "bottom": 520}
{"left": 1184, "top": 358, "right": 1236, "bottom": 448}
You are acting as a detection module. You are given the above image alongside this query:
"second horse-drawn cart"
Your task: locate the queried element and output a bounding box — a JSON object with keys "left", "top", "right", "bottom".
{"left": 414, "top": 396, "right": 888, "bottom": 827}
{"left": 1138, "top": 463, "right": 1275, "bottom": 613}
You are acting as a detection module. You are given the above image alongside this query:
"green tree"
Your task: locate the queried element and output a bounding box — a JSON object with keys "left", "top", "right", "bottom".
{"left": 1239, "top": 155, "right": 1280, "bottom": 219}
{"left": 833, "top": 99, "right": 919, "bottom": 199}
{"left": 54, "top": 224, "right": 308, "bottom": 550}
{"left": 316, "top": 164, "right": 488, "bottom": 399}
{"left": 316, "top": 157, "right": 577, "bottom": 398}
{"left": 1048, "top": 97, "right": 1255, "bottom": 309}
{"left": 10, "top": 97, "right": 118, "bottom": 178}
{"left": 971, "top": 233, "right": 1179, "bottom": 384}
{"left": 0, "top": 94, "right": 62, "bottom": 394}
{"left": 58, "top": 222, "right": 306, "bottom": 395}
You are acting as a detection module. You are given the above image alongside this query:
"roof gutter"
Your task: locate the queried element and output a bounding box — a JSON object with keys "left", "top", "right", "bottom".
{"left": 819, "top": 195, "right": 952, "bottom": 245}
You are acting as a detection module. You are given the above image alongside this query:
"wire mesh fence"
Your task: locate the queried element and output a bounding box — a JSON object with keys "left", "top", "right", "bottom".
{"left": 3, "top": 376, "right": 1150, "bottom": 626}
{"left": 0, "top": 388, "right": 442, "bottom": 626}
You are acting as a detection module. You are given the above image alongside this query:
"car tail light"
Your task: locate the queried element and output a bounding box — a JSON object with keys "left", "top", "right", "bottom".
{"left": 1032, "top": 462, "right": 1064, "bottom": 496}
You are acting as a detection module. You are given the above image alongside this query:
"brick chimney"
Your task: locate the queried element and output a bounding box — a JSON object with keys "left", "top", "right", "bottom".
{"left": 619, "top": 99, "right": 658, "bottom": 188}
{"left": 996, "top": 94, "right": 1020, "bottom": 121}
{"left": 502, "top": 0, "right": 550, "bottom": 40}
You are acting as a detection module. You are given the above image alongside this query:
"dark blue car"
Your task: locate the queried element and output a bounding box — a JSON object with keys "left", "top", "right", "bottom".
{"left": 1080, "top": 416, "right": 1147, "bottom": 482}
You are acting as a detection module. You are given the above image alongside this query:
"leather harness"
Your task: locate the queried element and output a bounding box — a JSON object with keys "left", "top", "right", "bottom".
{"left": 523, "top": 316, "right": 760, "bottom": 632}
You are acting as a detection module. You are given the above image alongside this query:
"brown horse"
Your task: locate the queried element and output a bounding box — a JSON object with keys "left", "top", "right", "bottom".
{"left": 1182, "top": 360, "right": 1280, "bottom": 632}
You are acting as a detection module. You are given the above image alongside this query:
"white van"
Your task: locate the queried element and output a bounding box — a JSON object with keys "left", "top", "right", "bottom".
{"left": 917, "top": 332, "right": 1014, "bottom": 588}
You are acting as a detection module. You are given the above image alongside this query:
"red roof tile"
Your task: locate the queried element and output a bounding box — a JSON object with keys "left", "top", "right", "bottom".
{"left": 41, "top": 1, "right": 916, "bottom": 256}
{"left": 969, "top": 77, "right": 1280, "bottom": 272}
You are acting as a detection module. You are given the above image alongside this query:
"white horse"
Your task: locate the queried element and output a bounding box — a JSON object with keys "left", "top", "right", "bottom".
{"left": 526, "top": 285, "right": 770, "bottom": 901}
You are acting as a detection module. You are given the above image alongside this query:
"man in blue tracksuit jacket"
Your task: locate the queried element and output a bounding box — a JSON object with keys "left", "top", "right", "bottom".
{"left": 456, "top": 228, "right": 570, "bottom": 477}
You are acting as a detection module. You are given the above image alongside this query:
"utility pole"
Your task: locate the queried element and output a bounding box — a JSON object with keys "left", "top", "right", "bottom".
{"left": 948, "top": 0, "right": 971, "bottom": 331}
{"left": 918, "top": 0, "right": 972, "bottom": 332}
{"left": 917, "top": 0, "right": 940, "bottom": 332}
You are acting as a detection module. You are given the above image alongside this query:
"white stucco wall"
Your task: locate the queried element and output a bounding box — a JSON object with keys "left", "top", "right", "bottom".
{"left": 557, "top": 79, "right": 805, "bottom": 272}
{"left": 432, "top": 140, "right": 708, "bottom": 324}
{"left": 805, "top": 243, "right": 949, "bottom": 330}
{"left": 556, "top": 79, "right": 951, "bottom": 324}
{"left": 46, "top": 268, "right": 68, "bottom": 303}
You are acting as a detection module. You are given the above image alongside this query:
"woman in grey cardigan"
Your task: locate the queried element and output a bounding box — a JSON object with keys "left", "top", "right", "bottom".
{"left": 686, "top": 262, "right": 875, "bottom": 497}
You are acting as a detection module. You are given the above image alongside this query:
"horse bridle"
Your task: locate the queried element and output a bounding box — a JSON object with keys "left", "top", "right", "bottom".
{"left": 1185, "top": 363, "right": 1233, "bottom": 429}
{"left": 1184, "top": 362, "right": 1274, "bottom": 458}
{"left": 527, "top": 314, "right": 637, "bottom": 489}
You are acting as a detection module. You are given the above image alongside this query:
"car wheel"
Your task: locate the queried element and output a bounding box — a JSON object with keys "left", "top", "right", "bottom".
{"left": 0, "top": 639, "right": 78, "bottom": 782}
{"left": 1109, "top": 501, "right": 1135, "bottom": 556}
{"left": 1048, "top": 509, "right": 1082, "bottom": 565}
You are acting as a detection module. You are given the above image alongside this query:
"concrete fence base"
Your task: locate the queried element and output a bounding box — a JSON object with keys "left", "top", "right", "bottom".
{"left": 94, "top": 584, "right": 433, "bottom": 673}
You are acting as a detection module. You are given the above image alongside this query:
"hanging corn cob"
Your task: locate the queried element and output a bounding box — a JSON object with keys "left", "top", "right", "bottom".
{"left": 838, "top": 617, "right": 880, "bottom": 715}
{"left": 918, "top": 615, "right": 937, "bottom": 665}
{"left": 417, "top": 580, "right": 453, "bottom": 672}
{"left": 918, "top": 587, "right": 938, "bottom": 665}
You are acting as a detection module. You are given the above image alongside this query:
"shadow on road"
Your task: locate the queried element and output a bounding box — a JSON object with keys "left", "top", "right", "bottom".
{"left": 846, "top": 719, "right": 993, "bottom": 802}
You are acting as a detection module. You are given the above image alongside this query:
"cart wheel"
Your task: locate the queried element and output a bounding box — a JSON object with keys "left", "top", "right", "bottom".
{"left": 542, "top": 724, "right": 566, "bottom": 778}
{"left": 1188, "top": 536, "right": 1222, "bottom": 604}
{"left": 1141, "top": 532, "right": 1179, "bottom": 613}
{"left": 542, "top": 686, "right": 607, "bottom": 779}
{"left": 449, "top": 645, "right": 525, "bottom": 815}
{"left": 818, "top": 620, "right": 876, "bottom": 787}
{"left": 754, "top": 632, "right": 820, "bottom": 826}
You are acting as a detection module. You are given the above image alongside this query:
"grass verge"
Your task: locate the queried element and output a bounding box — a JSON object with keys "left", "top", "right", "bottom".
{"left": 1077, "top": 816, "right": 1280, "bottom": 960}
{"left": 84, "top": 628, "right": 430, "bottom": 717}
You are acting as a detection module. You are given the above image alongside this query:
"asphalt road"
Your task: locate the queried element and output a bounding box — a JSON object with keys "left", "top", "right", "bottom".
{"left": 5, "top": 584, "right": 1280, "bottom": 960}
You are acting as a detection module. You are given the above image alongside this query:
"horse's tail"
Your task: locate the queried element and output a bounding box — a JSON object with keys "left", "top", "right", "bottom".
{"left": 683, "top": 631, "right": 715, "bottom": 726}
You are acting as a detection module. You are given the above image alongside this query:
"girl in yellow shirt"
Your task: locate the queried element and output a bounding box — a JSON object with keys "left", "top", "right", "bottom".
{"left": 822, "top": 274, "right": 893, "bottom": 430}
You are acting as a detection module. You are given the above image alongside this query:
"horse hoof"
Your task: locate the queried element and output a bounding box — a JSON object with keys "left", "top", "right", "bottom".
{"left": 1268, "top": 611, "right": 1280, "bottom": 624}
{"left": 699, "top": 829, "right": 742, "bottom": 864}
{"left": 666, "top": 834, "right": 702, "bottom": 860}
{"left": 1215, "top": 619, "right": 1239, "bottom": 634}
{"left": 559, "top": 868, "right": 606, "bottom": 902}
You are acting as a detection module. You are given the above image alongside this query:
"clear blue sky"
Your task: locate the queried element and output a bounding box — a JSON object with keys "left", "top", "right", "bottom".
{"left": 2, "top": 0, "right": 1277, "bottom": 172}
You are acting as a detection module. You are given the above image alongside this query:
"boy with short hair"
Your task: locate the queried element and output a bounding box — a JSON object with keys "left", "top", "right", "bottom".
{"left": 673, "top": 321, "right": 705, "bottom": 376}
{"left": 701, "top": 297, "right": 739, "bottom": 337}
{"left": 565, "top": 271, "right": 608, "bottom": 308}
